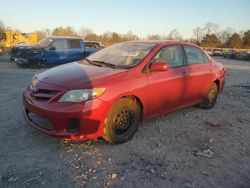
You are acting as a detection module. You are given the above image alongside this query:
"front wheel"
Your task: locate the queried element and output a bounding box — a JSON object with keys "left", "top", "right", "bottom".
{"left": 102, "top": 98, "right": 141, "bottom": 144}
{"left": 199, "top": 82, "right": 219, "bottom": 109}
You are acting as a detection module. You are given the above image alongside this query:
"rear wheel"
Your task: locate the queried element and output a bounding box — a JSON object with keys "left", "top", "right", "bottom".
{"left": 199, "top": 82, "right": 218, "bottom": 109}
{"left": 102, "top": 98, "right": 141, "bottom": 144}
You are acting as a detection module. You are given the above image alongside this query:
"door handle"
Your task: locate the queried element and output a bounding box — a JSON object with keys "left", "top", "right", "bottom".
{"left": 182, "top": 72, "right": 188, "bottom": 77}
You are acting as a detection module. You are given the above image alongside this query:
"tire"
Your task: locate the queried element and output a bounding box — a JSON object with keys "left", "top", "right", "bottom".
{"left": 199, "top": 82, "right": 219, "bottom": 109}
{"left": 30, "top": 60, "right": 41, "bottom": 69}
{"left": 102, "top": 98, "right": 141, "bottom": 144}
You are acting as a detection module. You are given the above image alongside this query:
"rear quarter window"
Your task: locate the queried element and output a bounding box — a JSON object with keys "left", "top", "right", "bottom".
{"left": 203, "top": 53, "right": 209, "bottom": 63}
{"left": 85, "top": 42, "right": 101, "bottom": 48}
{"left": 184, "top": 46, "right": 205, "bottom": 65}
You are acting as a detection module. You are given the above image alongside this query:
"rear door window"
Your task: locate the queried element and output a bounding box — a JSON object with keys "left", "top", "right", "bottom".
{"left": 52, "top": 39, "right": 68, "bottom": 50}
{"left": 68, "top": 39, "right": 81, "bottom": 49}
{"left": 184, "top": 46, "right": 205, "bottom": 65}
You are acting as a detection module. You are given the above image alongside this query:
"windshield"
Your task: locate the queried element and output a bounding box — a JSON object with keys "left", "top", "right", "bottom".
{"left": 38, "top": 37, "right": 53, "bottom": 47}
{"left": 87, "top": 42, "right": 156, "bottom": 68}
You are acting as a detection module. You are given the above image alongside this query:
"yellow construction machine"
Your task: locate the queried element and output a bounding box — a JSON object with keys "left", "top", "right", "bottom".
{"left": 0, "top": 30, "right": 38, "bottom": 55}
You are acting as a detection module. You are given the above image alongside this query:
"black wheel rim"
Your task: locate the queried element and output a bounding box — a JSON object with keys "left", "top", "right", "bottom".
{"left": 113, "top": 108, "right": 135, "bottom": 136}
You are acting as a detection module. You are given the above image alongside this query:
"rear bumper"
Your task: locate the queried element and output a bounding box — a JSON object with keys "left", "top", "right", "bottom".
{"left": 219, "top": 76, "right": 225, "bottom": 94}
{"left": 23, "top": 90, "right": 111, "bottom": 140}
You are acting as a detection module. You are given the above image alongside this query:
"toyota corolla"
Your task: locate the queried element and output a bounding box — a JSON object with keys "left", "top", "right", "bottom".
{"left": 23, "top": 41, "right": 226, "bottom": 144}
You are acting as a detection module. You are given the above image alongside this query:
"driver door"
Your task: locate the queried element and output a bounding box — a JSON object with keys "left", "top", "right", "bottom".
{"left": 46, "top": 39, "right": 69, "bottom": 64}
{"left": 146, "top": 45, "right": 189, "bottom": 117}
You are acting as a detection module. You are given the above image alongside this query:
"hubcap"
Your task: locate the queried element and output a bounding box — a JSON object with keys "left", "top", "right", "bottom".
{"left": 113, "top": 108, "right": 134, "bottom": 135}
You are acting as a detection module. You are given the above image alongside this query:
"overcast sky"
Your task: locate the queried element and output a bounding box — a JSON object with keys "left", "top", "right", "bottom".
{"left": 1, "top": 0, "right": 250, "bottom": 38}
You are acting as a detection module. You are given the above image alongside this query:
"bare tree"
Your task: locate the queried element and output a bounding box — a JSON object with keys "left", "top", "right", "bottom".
{"left": 36, "top": 28, "right": 51, "bottom": 40}
{"left": 165, "top": 29, "right": 182, "bottom": 40}
{"left": 0, "top": 20, "right": 5, "bottom": 32}
{"left": 228, "top": 33, "right": 243, "bottom": 48}
{"left": 101, "top": 31, "right": 113, "bottom": 46}
{"left": 103, "top": 31, "right": 113, "bottom": 39}
{"left": 43, "top": 28, "right": 51, "bottom": 36}
{"left": 193, "top": 26, "right": 204, "bottom": 44}
{"left": 238, "top": 30, "right": 245, "bottom": 38}
{"left": 218, "top": 27, "right": 235, "bottom": 43}
{"left": 52, "top": 26, "right": 77, "bottom": 36}
{"left": 78, "top": 27, "right": 93, "bottom": 39}
{"left": 147, "top": 34, "right": 161, "bottom": 40}
{"left": 125, "top": 30, "right": 139, "bottom": 40}
{"left": 204, "top": 22, "right": 220, "bottom": 34}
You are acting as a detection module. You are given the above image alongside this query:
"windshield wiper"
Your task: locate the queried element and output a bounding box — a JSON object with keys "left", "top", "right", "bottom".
{"left": 83, "top": 58, "right": 101, "bottom": 67}
{"left": 84, "top": 58, "right": 92, "bottom": 64}
{"left": 92, "top": 60, "right": 117, "bottom": 69}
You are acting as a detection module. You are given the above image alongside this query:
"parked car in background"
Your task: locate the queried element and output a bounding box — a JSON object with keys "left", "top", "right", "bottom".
{"left": 10, "top": 36, "right": 103, "bottom": 68}
{"left": 204, "top": 49, "right": 213, "bottom": 56}
{"left": 236, "top": 51, "right": 250, "bottom": 61}
{"left": 212, "top": 50, "right": 223, "bottom": 56}
{"left": 223, "top": 50, "right": 236, "bottom": 59}
{"left": 23, "top": 41, "right": 226, "bottom": 144}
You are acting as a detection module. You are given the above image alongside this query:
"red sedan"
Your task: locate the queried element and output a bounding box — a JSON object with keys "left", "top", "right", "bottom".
{"left": 23, "top": 41, "right": 226, "bottom": 144}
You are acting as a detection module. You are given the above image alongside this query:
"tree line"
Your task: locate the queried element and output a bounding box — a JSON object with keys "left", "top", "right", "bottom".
{"left": 192, "top": 22, "right": 250, "bottom": 49}
{"left": 1, "top": 20, "right": 250, "bottom": 48}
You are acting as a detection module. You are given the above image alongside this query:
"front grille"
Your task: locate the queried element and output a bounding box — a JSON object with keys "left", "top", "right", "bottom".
{"left": 10, "top": 47, "right": 26, "bottom": 58}
{"left": 31, "top": 88, "right": 59, "bottom": 101}
{"left": 28, "top": 112, "right": 54, "bottom": 131}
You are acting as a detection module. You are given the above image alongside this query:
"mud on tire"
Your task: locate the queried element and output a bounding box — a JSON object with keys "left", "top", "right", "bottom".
{"left": 199, "top": 82, "right": 219, "bottom": 109}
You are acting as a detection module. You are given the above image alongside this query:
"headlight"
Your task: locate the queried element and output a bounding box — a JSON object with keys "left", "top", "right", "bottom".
{"left": 31, "top": 75, "right": 37, "bottom": 85}
{"left": 31, "top": 74, "right": 39, "bottom": 85}
{"left": 58, "top": 88, "right": 106, "bottom": 103}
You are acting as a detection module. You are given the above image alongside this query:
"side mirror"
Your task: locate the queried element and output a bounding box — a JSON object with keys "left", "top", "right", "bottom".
{"left": 49, "top": 46, "right": 56, "bottom": 51}
{"left": 150, "top": 62, "right": 169, "bottom": 72}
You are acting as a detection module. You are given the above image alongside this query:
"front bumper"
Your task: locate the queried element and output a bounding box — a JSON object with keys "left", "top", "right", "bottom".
{"left": 23, "top": 89, "right": 111, "bottom": 140}
{"left": 13, "top": 57, "right": 29, "bottom": 65}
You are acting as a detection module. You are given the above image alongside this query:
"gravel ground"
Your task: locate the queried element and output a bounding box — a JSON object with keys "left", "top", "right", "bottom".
{"left": 0, "top": 56, "right": 250, "bottom": 188}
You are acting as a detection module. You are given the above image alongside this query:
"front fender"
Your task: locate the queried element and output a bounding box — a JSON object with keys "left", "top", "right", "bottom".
{"left": 26, "top": 49, "right": 46, "bottom": 62}
{"left": 98, "top": 73, "right": 148, "bottom": 118}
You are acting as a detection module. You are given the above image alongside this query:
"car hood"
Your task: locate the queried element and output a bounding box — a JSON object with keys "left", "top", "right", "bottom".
{"left": 36, "top": 62, "right": 128, "bottom": 89}
{"left": 13, "top": 43, "right": 43, "bottom": 50}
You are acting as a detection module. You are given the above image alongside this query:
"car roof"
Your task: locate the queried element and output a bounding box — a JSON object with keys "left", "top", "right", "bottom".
{"left": 47, "top": 36, "right": 82, "bottom": 40}
{"left": 85, "top": 41, "right": 101, "bottom": 43}
{"left": 45, "top": 37, "right": 102, "bottom": 43}
{"left": 125, "top": 40, "right": 199, "bottom": 47}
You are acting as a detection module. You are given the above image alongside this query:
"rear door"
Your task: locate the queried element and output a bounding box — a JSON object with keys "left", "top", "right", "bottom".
{"left": 183, "top": 45, "right": 213, "bottom": 104}
{"left": 67, "top": 39, "right": 85, "bottom": 61}
{"left": 46, "top": 39, "right": 69, "bottom": 64}
{"left": 146, "top": 45, "right": 189, "bottom": 117}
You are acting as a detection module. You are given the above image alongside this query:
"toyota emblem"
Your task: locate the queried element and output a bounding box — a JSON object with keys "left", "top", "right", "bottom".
{"left": 31, "top": 86, "right": 37, "bottom": 94}
{"left": 30, "top": 80, "right": 38, "bottom": 94}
